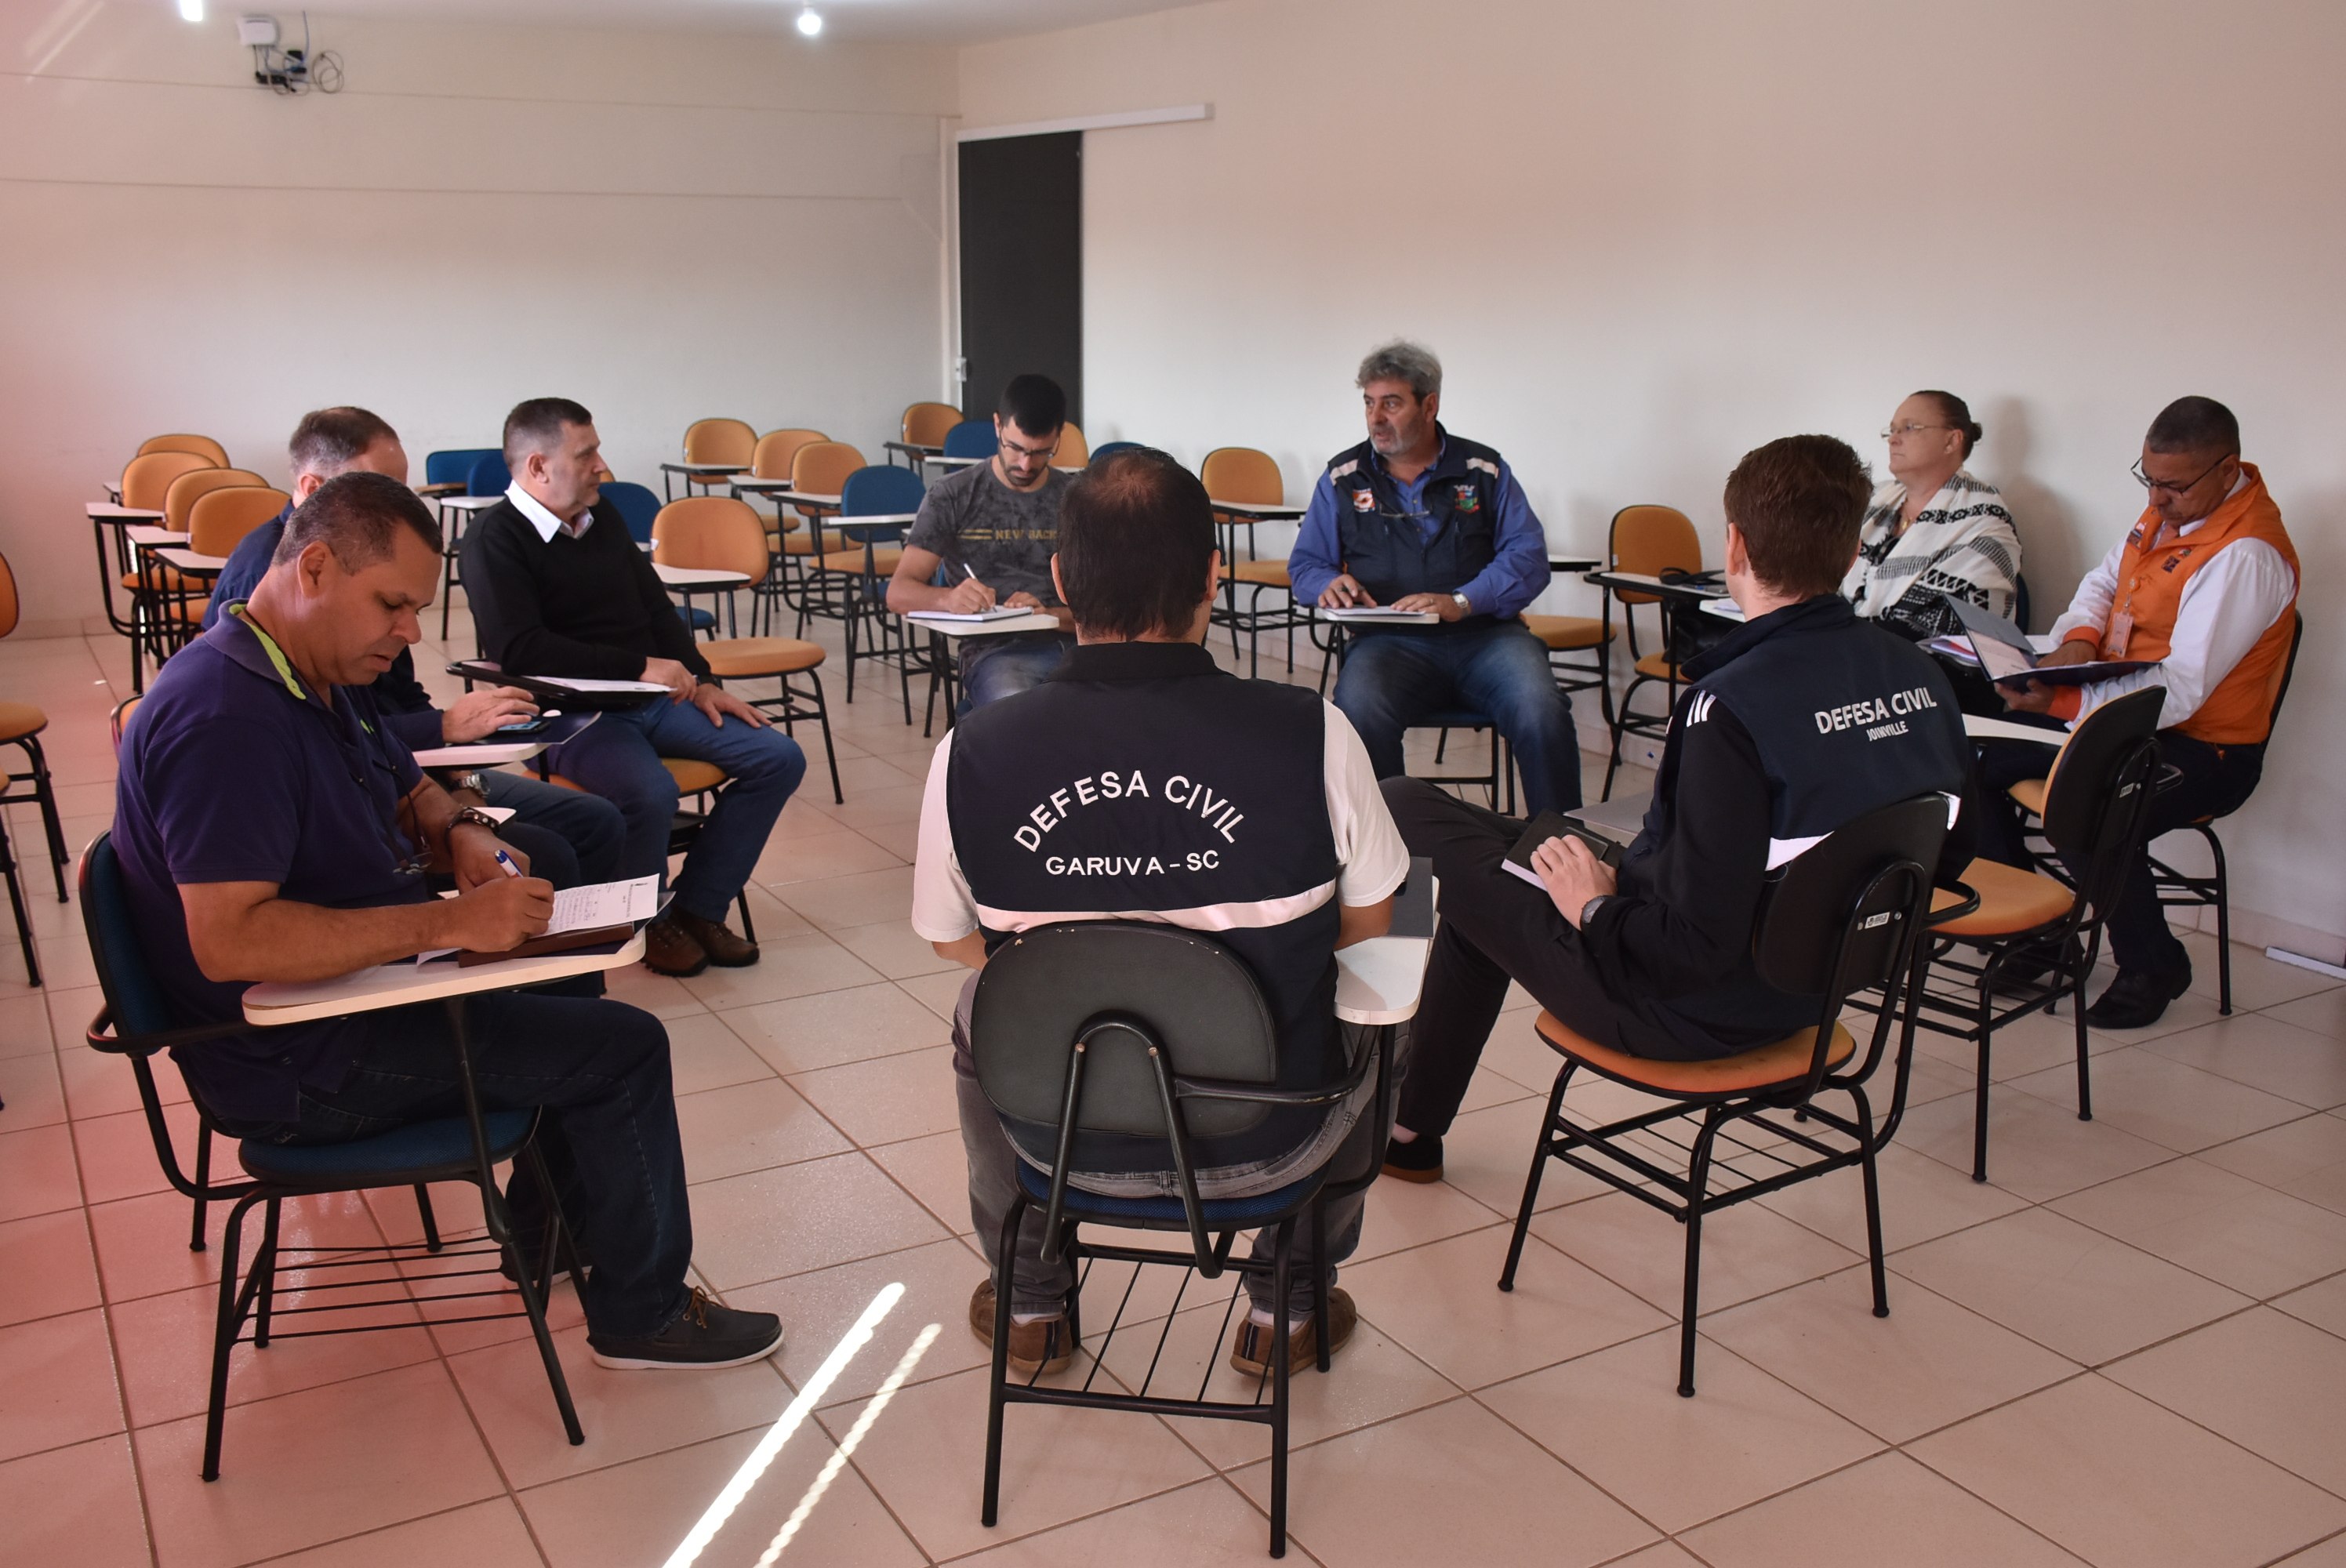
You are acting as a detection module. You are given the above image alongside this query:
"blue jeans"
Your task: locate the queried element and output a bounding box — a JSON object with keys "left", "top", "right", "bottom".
{"left": 1333, "top": 622, "right": 1582, "bottom": 814}
{"left": 547, "top": 697, "right": 805, "bottom": 924}
{"left": 960, "top": 631, "right": 1077, "bottom": 713}
{"left": 482, "top": 771, "right": 626, "bottom": 887}
{"left": 222, "top": 991, "right": 692, "bottom": 1339}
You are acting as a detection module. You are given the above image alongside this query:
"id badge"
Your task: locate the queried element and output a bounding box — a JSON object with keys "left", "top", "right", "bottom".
{"left": 2101, "top": 611, "right": 2134, "bottom": 662}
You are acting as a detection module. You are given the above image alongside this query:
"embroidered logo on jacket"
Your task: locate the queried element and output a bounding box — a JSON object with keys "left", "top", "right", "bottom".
{"left": 1352, "top": 488, "right": 1376, "bottom": 512}
{"left": 1453, "top": 485, "right": 1481, "bottom": 512}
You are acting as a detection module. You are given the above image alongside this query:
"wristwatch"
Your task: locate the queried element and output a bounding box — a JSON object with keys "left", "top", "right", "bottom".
{"left": 448, "top": 770, "right": 489, "bottom": 800}
{"left": 1579, "top": 894, "right": 1611, "bottom": 929}
{"left": 1451, "top": 591, "right": 1472, "bottom": 615}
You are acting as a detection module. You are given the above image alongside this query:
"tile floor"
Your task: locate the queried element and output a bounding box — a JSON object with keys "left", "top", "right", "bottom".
{"left": 4, "top": 607, "right": 2346, "bottom": 1567}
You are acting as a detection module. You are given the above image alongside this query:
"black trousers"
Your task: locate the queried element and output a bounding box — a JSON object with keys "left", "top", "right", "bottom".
{"left": 1974, "top": 725, "right": 2264, "bottom": 975}
{"left": 1385, "top": 779, "right": 1712, "bottom": 1140}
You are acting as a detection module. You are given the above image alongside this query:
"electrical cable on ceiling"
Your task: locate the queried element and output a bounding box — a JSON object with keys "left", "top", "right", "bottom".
{"left": 250, "top": 11, "right": 343, "bottom": 95}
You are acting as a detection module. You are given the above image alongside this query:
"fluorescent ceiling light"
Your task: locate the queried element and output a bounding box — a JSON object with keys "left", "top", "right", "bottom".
{"left": 178, "top": 0, "right": 204, "bottom": 20}
{"left": 796, "top": 7, "right": 823, "bottom": 36}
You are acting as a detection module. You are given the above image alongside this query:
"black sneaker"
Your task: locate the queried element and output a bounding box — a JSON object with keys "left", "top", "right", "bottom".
{"left": 2083, "top": 956, "right": 2193, "bottom": 1030}
{"left": 588, "top": 1287, "right": 784, "bottom": 1370}
{"left": 1382, "top": 1134, "right": 1443, "bottom": 1184}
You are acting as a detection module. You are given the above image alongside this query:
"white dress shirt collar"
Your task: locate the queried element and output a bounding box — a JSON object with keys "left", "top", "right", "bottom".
{"left": 505, "top": 480, "right": 592, "bottom": 543}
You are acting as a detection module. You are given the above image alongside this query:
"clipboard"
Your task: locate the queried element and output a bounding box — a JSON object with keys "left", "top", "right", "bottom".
{"left": 446, "top": 661, "right": 668, "bottom": 711}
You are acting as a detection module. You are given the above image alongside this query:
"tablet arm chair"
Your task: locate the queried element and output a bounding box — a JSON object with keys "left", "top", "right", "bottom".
{"left": 1500, "top": 793, "right": 1951, "bottom": 1396}
{"left": 971, "top": 921, "right": 1390, "bottom": 1558}
{"left": 78, "top": 833, "right": 585, "bottom": 1480}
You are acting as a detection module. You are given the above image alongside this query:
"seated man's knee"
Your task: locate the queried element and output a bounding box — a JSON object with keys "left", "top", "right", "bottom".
{"left": 737, "top": 728, "right": 807, "bottom": 789}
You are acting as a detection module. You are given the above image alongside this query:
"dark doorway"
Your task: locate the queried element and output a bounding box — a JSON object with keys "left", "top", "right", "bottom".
{"left": 957, "top": 132, "right": 1081, "bottom": 428}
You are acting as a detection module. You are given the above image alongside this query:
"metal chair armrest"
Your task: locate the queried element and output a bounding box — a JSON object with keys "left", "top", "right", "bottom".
{"left": 1927, "top": 880, "right": 1982, "bottom": 927}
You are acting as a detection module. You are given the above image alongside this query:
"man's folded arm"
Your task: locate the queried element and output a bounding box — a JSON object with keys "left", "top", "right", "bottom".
{"left": 179, "top": 880, "right": 454, "bottom": 984}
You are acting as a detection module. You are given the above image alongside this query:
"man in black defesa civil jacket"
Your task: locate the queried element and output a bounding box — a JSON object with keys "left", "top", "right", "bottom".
{"left": 1379, "top": 435, "right": 1977, "bottom": 1183}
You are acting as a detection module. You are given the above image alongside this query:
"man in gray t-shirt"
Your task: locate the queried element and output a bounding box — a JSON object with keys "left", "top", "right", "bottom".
{"left": 887, "top": 374, "right": 1081, "bottom": 710}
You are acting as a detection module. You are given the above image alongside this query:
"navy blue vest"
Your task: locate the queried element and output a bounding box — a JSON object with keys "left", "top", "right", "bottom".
{"left": 1324, "top": 428, "right": 1508, "bottom": 633}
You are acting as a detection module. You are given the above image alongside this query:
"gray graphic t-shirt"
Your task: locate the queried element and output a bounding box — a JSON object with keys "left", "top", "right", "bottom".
{"left": 904, "top": 460, "right": 1073, "bottom": 604}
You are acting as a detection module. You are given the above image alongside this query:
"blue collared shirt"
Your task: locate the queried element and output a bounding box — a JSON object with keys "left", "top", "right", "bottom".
{"left": 112, "top": 608, "right": 430, "bottom": 1121}
{"left": 1287, "top": 439, "right": 1549, "bottom": 618}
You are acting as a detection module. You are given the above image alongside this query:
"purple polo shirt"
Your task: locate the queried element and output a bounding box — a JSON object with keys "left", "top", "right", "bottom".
{"left": 111, "top": 609, "right": 431, "bottom": 1123}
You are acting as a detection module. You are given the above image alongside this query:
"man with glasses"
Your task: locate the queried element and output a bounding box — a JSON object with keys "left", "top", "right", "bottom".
{"left": 1977, "top": 396, "right": 2298, "bottom": 1029}
{"left": 887, "top": 374, "right": 1079, "bottom": 710}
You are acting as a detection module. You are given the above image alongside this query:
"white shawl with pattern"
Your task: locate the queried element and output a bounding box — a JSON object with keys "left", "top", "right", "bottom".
{"left": 1841, "top": 470, "right": 2021, "bottom": 638}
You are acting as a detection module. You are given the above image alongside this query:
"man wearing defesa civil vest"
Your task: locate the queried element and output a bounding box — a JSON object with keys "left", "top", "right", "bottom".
{"left": 1378, "top": 437, "right": 1977, "bottom": 1185}
{"left": 910, "top": 448, "right": 1411, "bottom": 1381}
{"left": 1978, "top": 397, "right": 2300, "bottom": 1029}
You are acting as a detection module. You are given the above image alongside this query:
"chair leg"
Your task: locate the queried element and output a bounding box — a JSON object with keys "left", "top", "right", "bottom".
{"left": 1309, "top": 1203, "right": 1331, "bottom": 1374}
{"left": 0, "top": 818, "right": 38, "bottom": 989}
{"left": 415, "top": 1184, "right": 442, "bottom": 1252}
{"left": 202, "top": 1194, "right": 263, "bottom": 1480}
{"left": 1678, "top": 1114, "right": 1722, "bottom": 1398}
{"left": 503, "top": 1142, "right": 585, "bottom": 1446}
{"left": 2205, "top": 825, "right": 2233, "bottom": 1015}
{"left": 1970, "top": 969, "right": 1996, "bottom": 1183}
{"left": 1268, "top": 1218, "right": 1293, "bottom": 1558}
{"left": 1499, "top": 1065, "right": 1574, "bottom": 1291}
{"left": 1857, "top": 1102, "right": 1890, "bottom": 1318}
{"left": 808, "top": 672, "right": 844, "bottom": 805}
{"left": 2072, "top": 962, "right": 2094, "bottom": 1123}
{"left": 252, "top": 1199, "right": 283, "bottom": 1348}
{"left": 20, "top": 736, "right": 69, "bottom": 900}
{"left": 982, "top": 1197, "right": 1025, "bottom": 1530}
{"left": 190, "top": 1126, "right": 212, "bottom": 1250}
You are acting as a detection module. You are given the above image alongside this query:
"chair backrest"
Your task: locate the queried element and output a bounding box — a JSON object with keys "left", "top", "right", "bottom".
{"left": 81, "top": 833, "right": 176, "bottom": 1039}
{"left": 2264, "top": 610, "right": 2306, "bottom": 735}
{"left": 651, "top": 497, "right": 770, "bottom": 586}
{"left": 1054, "top": 423, "right": 1090, "bottom": 467}
{"left": 424, "top": 447, "right": 499, "bottom": 488}
{"left": 1609, "top": 504, "right": 1701, "bottom": 605}
{"left": 138, "top": 434, "right": 230, "bottom": 467}
{"left": 841, "top": 464, "right": 924, "bottom": 518}
{"left": 970, "top": 922, "right": 1278, "bottom": 1144}
{"left": 1201, "top": 446, "right": 1283, "bottom": 508}
{"left": 752, "top": 428, "right": 828, "bottom": 479}
{"left": 121, "top": 450, "right": 218, "bottom": 511}
{"left": 187, "top": 486, "right": 291, "bottom": 557}
{"left": 2013, "top": 573, "right": 2032, "bottom": 634}
{"left": 163, "top": 468, "right": 268, "bottom": 533}
{"left": 902, "top": 401, "right": 962, "bottom": 447}
{"left": 601, "top": 481, "right": 660, "bottom": 544}
{"left": 683, "top": 418, "right": 757, "bottom": 468}
{"left": 0, "top": 551, "right": 18, "bottom": 641}
{"left": 466, "top": 452, "right": 511, "bottom": 497}
{"left": 1089, "top": 441, "right": 1145, "bottom": 465}
{"left": 790, "top": 440, "right": 866, "bottom": 502}
{"left": 1753, "top": 795, "right": 1947, "bottom": 1006}
{"left": 942, "top": 419, "right": 999, "bottom": 459}
{"left": 2039, "top": 687, "right": 2166, "bottom": 922}
{"left": 111, "top": 695, "right": 141, "bottom": 753}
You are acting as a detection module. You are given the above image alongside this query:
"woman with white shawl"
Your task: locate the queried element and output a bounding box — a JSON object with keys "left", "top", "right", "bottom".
{"left": 1843, "top": 390, "right": 2023, "bottom": 641}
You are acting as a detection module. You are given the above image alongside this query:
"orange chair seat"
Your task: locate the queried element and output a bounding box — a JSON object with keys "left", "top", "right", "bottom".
{"left": 123, "top": 568, "right": 191, "bottom": 592}
{"left": 0, "top": 702, "right": 49, "bottom": 743}
{"left": 1931, "top": 857, "right": 2073, "bottom": 938}
{"left": 1232, "top": 560, "right": 1290, "bottom": 588}
{"left": 1632, "top": 652, "right": 1680, "bottom": 681}
{"left": 1532, "top": 1010, "right": 1854, "bottom": 1095}
{"left": 776, "top": 531, "right": 822, "bottom": 556}
{"left": 815, "top": 546, "right": 902, "bottom": 575}
{"left": 2007, "top": 777, "right": 2048, "bottom": 817}
{"left": 1523, "top": 614, "right": 1610, "bottom": 652}
{"left": 162, "top": 598, "right": 209, "bottom": 624}
{"left": 663, "top": 758, "right": 728, "bottom": 794}
{"left": 701, "top": 637, "right": 825, "bottom": 679}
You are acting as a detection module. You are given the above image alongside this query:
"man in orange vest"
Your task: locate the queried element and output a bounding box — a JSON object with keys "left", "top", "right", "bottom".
{"left": 1981, "top": 397, "right": 2299, "bottom": 1028}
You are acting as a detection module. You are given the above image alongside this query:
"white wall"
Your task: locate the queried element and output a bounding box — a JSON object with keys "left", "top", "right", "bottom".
{"left": 0, "top": 5, "right": 956, "bottom": 637}
{"left": 961, "top": 0, "right": 2346, "bottom": 955}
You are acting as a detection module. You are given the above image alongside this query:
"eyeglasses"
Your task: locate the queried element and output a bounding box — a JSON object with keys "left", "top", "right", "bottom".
{"left": 1881, "top": 423, "right": 1952, "bottom": 440}
{"left": 998, "top": 434, "right": 1060, "bottom": 464}
{"left": 2130, "top": 453, "right": 2229, "bottom": 497}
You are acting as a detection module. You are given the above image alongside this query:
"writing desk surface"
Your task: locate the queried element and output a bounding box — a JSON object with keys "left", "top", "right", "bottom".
{"left": 907, "top": 611, "right": 1060, "bottom": 639}
{"left": 659, "top": 462, "right": 749, "bottom": 474}
{"left": 409, "top": 739, "right": 550, "bottom": 767}
{"left": 832, "top": 514, "right": 917, "bottom": 530}
{"left": 1547, "top": 554, "right": 1600, "bottom": 572}
{"left": 1335, "top": 932, "right": 1432, "bottom": 1026}
{"left": 885, "top": 441, "right": 943, "bottom": 456}
{"left": 89, "top": 503, "right": 166, "bottom": 522}
{"left": 126, "top": 524, "right": 185, "bottom": 546}
{"left": 728, "top": 476, "right": 795, "bottom": 492}
{"left": 244, "top": 931, "right": 648, "bottom": 1025}
{"left": 779, "top": 491, "right": 842, "bottom": 509}
{"left": 436, "top": 494, "right": 503, "bottom": 513}
{"left": 1210, "top": 499, "right": 1305, "bottom": 521}
{"left": 652, "top": 564, "right": 751, "bottom": 588}
{"left": 1963, "top": 714, "right": 2067, "bottom": 746}
{"left": 154, "top": 546, "right": 229, "bottom": 572}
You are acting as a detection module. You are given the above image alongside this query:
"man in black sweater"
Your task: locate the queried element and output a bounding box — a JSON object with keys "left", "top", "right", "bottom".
{"left": 463, "top": 398, "right": 806, "bottom": 977}
{"left": 1380, "top": 436, "right": 1975, "bottom": 1181}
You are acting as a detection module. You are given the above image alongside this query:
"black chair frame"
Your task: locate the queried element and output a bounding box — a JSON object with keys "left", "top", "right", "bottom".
{"left": 977, "top": 924, "right": 1397, "bottom": 1558}
{"left": 1600, "top": 573, "right": 1716, "bottom": 800}
{"left": 78, "top": 844, "right": 585, "bottom": 1481}
{"left": 1499, "top": 797, "right": 1952, "bottom": 1396}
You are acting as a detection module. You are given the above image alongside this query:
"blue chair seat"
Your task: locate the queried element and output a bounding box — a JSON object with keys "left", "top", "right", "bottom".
{"left": 679, "top": 605, "right": 716, "bottom": 631}
{"left": 1015, "top": 1157, "right": 1320, "bottom": 1226}
{"left": 238, "top": 1110, "right": 535, "bottom": 1185}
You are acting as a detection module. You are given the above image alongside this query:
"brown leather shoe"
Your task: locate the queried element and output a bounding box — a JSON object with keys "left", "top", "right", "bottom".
{"left": 1229, "top": 1287, "right": 1357, "bottom": 1377}
{"left": 968, "top": 1280, "right": 1076, "bottom": 1375}
{"left": 674, "top": 909, "right": 758, "bottom": 967}
{"left": 642, "top": 916, "right": 709, "bottom": 978}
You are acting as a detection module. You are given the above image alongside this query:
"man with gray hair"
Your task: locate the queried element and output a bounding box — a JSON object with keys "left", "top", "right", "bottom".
{"left": 1287, "top": 342, "right": 1580, "bottom": 814}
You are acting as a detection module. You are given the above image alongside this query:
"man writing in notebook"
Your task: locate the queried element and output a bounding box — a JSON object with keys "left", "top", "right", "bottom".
{"left": 886, "top": 373, "right": 1080, "bottom": 710}
{"left": 114, "top": 472, "right": 783, "bottom": 1370}
{"left": 463, "top": 397, "right": 806, "bottom": 978}
{"left": 1976, "top": 397, "right": 2299, "bottom": 1029}
{"left": 1378, "top": 436, "right": 1973, "bottom": 1182}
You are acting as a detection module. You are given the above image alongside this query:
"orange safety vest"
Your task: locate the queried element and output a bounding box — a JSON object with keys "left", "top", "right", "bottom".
{"left": 2063, "top": 461, "right": 2298, "bottom": 746}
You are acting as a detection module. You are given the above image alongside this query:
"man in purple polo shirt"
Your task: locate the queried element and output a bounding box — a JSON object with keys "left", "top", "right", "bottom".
{"left": 113, "top": 472, "right": 783, "bottom": 1370}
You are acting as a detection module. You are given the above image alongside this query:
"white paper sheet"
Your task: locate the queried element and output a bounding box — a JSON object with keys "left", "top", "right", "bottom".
{"left": 547, "top": 874, "right": 662, "bottom": 934}
{"left": 1320, "top": 607, "right": 1440, "bottom": 624}
{"left": 535, "top": 676, "right": 671, "bottom": 695}
{"left": 906, "top": 606, "right": 1030, "bottom": 623}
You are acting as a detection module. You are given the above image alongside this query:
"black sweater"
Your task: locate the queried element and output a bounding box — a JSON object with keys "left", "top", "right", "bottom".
{"left": 461, "top": 499, "right": 710, "bottom": 681}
